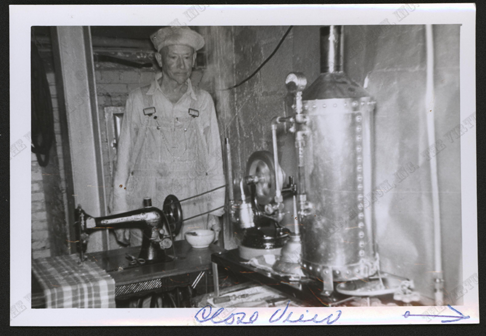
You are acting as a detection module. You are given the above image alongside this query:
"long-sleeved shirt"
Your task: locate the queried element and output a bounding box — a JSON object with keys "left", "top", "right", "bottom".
{"left": 111, "top": 72, "right": 225, "bottom": 244}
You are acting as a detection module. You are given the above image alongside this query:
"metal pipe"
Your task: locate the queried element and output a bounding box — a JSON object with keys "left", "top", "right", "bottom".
{"left": 212, "top": 262, "right": 220, "bottom": 297}
{"left": 293, "top": 195, "right": 300, "bottom": 235}
{"left": 238, "top": 179, "right": 254, "bottom": 229}
{"left": 225, "top": 138, "right": 234, "bottom": 202}
{"left": 273, "top": 115, "right": 294, "bottom": 124}
{"left": 320, "top": 26, "right": 344, "bottom": 73}
{"left": 271, "top": 121, "right": 283, "bottom": 203}
{"left": 78, "top": 208, "right": 85, "bottom": 263}
{"left": 295, "top": 130, "right": 307, "bottom": 196}
{"left": 240, "top": 178, "right": 246, "bottom": 200}
{"left": 425, "top": 24, "right": 444, "bottom": 306}
{"left": 191, "top": 271, "right": 205, "bottom": 289}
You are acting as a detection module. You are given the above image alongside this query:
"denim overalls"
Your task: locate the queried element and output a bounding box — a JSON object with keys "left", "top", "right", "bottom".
{"left": 112, "top": 74, "right": 225, "bottom": 245}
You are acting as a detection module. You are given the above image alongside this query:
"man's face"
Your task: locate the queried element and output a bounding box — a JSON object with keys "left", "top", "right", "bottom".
{"left": 156, "top": 45, "right": 197, "bottom": 85}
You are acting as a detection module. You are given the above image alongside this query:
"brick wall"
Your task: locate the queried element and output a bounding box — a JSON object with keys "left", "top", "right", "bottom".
{"left": 31, "top": 153, "right": 50, "bottom": 258}
{"left": 222, "top": 26, "right": 316, "bottom": 231}
{"left": 31, "top": 68, "right": 70, "bottom": 259}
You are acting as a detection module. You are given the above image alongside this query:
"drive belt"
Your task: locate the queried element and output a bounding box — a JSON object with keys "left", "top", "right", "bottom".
{"left": 177, "top": 184, "right": 226, "bottom": 203}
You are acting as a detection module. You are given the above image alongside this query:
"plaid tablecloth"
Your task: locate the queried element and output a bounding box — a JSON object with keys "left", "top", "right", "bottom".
{"left": 32, "top": 254, "right": 116, "bottom": 308}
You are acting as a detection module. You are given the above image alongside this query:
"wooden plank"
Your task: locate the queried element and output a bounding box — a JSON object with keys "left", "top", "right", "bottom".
{"left": 52, "top": 27, "right": 108, "bottom": 252}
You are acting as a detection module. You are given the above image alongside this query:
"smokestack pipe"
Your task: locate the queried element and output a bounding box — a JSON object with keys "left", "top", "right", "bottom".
{"left": 304, "top": 25, "right": 369, "bottom": 100}
{"left": 320, "top": 26, "right": 344, "bottom": 73}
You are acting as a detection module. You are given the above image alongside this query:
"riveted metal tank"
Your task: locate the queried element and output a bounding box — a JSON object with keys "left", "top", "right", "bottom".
{"left": 299, "top": 26, "right": 378, "bottom": 292}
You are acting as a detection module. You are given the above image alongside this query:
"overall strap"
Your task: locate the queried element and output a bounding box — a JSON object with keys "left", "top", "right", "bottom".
{"left": 189, "top": 86, "right": 210, "bottom": 156}
{"left": 190, "top": 85, "right": 200, "bottom": 110}
{"left": 128, "top": 85, "right": 153, "bottom": 174}
{"left": 141, "top": 84, "right": 154, "bottom": 110}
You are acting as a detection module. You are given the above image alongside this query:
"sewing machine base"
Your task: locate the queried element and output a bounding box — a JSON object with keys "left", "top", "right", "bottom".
{"left": 113, "top": 254, "right": 177, "bottom": 273}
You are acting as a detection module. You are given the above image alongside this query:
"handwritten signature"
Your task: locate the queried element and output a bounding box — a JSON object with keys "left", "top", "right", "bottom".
{"left": 195, "top": 301, "right": 469, "bottom": 325}
{"left": 194, "top": 300, "right": 342, "bottom": 325}
{"left": 403, "top": 305, "right": 470, "bottom": 323}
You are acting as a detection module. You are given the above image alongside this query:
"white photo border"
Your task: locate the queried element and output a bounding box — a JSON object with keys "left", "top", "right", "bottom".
{"left": 10, "top": 4, "right": 477, "bottom": 326}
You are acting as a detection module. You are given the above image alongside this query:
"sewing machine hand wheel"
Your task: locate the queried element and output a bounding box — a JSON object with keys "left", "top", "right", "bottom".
{"left": 163, "top": 195, "right": 183, "bottom": 237}
{"left": 246, "top": 151, "right": 286, "bottom": 205}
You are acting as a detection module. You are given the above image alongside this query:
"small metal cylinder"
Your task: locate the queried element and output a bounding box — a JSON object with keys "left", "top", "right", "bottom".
{"left": 143, "top": 198, "right": 152, "bottom": 207}
{"left": 292, "top": 195, "right": 300, "bottom": 235}
{"left": 239, "top": 202, "right": 255, "bottom": 229}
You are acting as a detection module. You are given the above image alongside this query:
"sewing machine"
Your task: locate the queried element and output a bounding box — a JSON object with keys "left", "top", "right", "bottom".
{"left": 32, "top": 195, "right": 225, "bottom": 308}
{"left": 75, "top": 195, "right": 183, "bottom": 264}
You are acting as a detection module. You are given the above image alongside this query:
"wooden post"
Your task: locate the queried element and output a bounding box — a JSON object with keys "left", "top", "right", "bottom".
{"left": 51, "top": 27, "right": 108, "bottom": 252}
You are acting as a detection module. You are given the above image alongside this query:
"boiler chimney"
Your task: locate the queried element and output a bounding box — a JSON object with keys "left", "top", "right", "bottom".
{"left": 303, "top": 25, "right": 369, "bottom": 101}
{"left": 320, "top": 26, "right": 344, "bottom": 73}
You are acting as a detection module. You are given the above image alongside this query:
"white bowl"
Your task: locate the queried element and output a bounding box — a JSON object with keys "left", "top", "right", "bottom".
{"left": 185, "top": 229, "right": 215, "bottom": 248}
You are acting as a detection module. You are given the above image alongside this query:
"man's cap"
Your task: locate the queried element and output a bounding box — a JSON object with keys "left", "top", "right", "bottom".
{"left": 151, "top": 27, "right": 205, "bottom": 52}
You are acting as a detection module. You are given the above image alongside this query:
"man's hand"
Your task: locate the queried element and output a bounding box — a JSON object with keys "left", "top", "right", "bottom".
{"left": 212, "top": 228, "right": 221, "bottom": 242}
{"left": 115, "top": 229, "right": 131, "bottom": 246}
{"left": 208, "top": 215, "right": 221, "bottom": 242}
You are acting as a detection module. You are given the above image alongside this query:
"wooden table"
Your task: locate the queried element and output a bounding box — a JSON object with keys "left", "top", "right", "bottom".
{"left": 32, "top": 240, "right": 224, "bottom": 308}
{"left": 211, "top": 249, "right": 414, "bottom": 307}
{"left": 211, "top": 249, "right": 331, "bottom": 307}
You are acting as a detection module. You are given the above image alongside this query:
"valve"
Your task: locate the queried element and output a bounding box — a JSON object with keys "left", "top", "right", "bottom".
{"left": 286, "top": 72, "right": 307, "bottom": 123}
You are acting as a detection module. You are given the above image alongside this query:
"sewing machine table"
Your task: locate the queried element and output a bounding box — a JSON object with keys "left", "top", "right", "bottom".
{"left": 32, "top": 240, "right": 223, "bottom": 307}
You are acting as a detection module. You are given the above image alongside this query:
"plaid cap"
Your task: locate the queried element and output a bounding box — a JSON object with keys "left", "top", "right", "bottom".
{"left": 151, "top": 27, "right": 205, "bottom": 52}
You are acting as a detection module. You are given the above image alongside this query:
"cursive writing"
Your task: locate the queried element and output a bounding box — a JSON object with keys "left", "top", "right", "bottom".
{"left": 403, "top": 305, "right": 470, "bottom": 323}
{"left": 195, "top": 305, "right": 259, "bottom": 325}
{"left": 194, "top": 301, "right": 342, "bottom": 325}
{"left": 269, "top": 301, "right": 342, "bottom": 324}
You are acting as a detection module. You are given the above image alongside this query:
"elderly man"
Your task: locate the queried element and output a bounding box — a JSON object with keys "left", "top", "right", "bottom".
{"left": 111, "top": 27, "right": 225, "bottom": 247}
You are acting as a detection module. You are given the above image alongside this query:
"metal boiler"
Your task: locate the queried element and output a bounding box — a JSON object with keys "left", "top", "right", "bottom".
{"left": 228, "top": 26, "right": 419, "bottom": 301}
{"left": 296, "top": 26, "right": 378, "bottom": 295}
